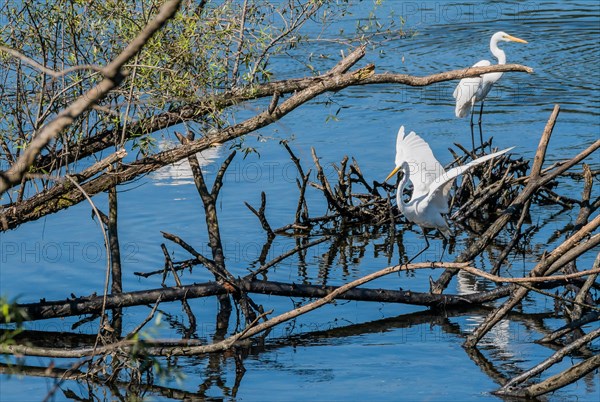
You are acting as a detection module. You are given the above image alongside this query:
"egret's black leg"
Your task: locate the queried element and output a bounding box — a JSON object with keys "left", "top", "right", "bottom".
{"left": 407, "top": 227, "right": 430, "bottom": 264}
{"left": 440, "top": 236, "right": 448, "bottom": 261}
{"left": 478, "top": 101, "right": 485, "bottom": 150}
{"left": 469, "top": 106, "right": 476, "bottom": 151}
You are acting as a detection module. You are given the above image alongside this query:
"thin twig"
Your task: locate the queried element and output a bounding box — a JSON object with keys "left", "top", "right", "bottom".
{"left": 0, "top": 45, "right": 103, "bottom": 78}
{"left": 64, "top": 175, "right": 112, "bottom": 356}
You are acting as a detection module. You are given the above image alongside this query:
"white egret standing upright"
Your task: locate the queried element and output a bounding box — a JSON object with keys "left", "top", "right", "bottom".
{"left": 385, "top": 126, "right": 513, "bottom": 262}
{"left": 454, "top": 31, "right": 528, "bottom": 149}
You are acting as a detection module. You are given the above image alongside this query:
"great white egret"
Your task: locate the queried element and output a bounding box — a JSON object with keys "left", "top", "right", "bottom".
{"left": 453, "top": 31, "right": 528, "bottom": 149}
{"left": 385, "top": 126, "right": 513, "bottom": 262}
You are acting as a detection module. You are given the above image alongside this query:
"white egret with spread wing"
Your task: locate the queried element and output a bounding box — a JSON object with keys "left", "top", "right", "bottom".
{"left": 385, "top": 126, "right": 513, "bottom": 262}
{"left": 454, "top": 31, "right": 528, "bottom": 149}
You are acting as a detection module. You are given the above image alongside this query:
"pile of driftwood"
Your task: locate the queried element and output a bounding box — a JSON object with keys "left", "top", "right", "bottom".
{"left": 0, "top": 1, "right": 598, "bottom": 400}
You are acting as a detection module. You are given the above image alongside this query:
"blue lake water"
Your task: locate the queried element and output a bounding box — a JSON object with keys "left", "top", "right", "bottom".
{"left": 1, "top": 1, "right": 599, "bottom": 401}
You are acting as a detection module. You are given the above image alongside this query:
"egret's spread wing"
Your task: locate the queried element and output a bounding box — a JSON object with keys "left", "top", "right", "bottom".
{"left": 453, "top": 60, "right": 491, "bottom": 118}
{"left": 426, "top": 147, "right": 514, "bottom": 208}
{"left": 428, "top": 180, "right": 456, "bottom": 214}
{"left": 394, "top": 126, "right": 445, "bottom": 198}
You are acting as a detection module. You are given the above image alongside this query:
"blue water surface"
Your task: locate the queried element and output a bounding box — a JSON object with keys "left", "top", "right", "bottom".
{"left": 1, "top": 1, "right": 599, "bottom": 401}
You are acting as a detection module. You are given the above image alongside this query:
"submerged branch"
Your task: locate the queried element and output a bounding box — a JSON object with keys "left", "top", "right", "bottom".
{"left": 8, "top": 259, "right": 600, "bottom": 325}
{"left": 497, "top": 353, "right": 600, "bottom": 398}
{"left": 497, "top": 327, "right": 600, "bottom": 394}
{"left": 3, "top": 262, "right": 467, "bottom": 324}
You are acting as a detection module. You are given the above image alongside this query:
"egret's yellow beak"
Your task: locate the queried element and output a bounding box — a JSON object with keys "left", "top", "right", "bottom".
{"left": 506, "top": 34, "right": 528, "bottom": 44}
{"left": 385, "top": 165, "right": 401, "bottom": 182}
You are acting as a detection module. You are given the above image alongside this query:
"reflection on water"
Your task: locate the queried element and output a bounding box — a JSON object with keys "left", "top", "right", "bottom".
{"left": 152, "top": 142, "right": 222, "bottom": 186}
{"left": 0, "top": 306, "right": 555, "bottom": 401}
{"left": 458, "top": 271, "right": 512, "bottom": 353}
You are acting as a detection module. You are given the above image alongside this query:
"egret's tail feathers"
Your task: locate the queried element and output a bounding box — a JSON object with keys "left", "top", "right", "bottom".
{"left": 454, "top": 75, "right": 484, "bottom": 118}
{"left": 455, "top": 98, "right": 473, "bottom": 118}
{"left": 454, "top": 102, "right": 471, "bottom": 117}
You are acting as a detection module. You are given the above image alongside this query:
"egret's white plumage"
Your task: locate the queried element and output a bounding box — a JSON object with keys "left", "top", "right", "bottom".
{"left": 385, "top": 126, "right": 513, "bottom": 258}
{"left": 453, "top": 32, "right": 527, "bottom": 149}
{"left": 454, "top": 59, "right": 492, "bottom": 118}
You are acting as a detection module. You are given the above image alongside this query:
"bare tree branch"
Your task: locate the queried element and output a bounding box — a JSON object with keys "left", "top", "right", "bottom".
{"left": 0, "top": 0, "right": 182, "bottom": 194}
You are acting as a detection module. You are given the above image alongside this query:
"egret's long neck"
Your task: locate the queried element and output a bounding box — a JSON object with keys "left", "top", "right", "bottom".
{"left": 396, "top": 162, "right": 411, "bottom": 213}
{"left": 490, "top": 39, "right": 506, "bottom": 65}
